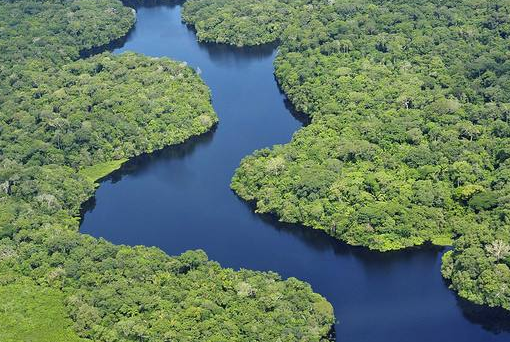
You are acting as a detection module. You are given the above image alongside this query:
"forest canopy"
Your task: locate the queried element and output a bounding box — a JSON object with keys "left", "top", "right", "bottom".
{"left": 0, "top": 0, "right": 334, "bottom": 340}
{"left": 182, "top": 0, "right": 510, "bottom": 311}
{"left": 182, "top": 0, "right": 292, "bottom": 46}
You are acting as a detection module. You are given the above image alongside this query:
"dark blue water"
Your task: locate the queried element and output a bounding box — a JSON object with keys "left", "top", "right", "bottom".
{"left": 81, "top": 4, "right": 510, "bottom": 342}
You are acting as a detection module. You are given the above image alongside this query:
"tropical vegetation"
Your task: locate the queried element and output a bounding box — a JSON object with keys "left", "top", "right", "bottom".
{"left": 0, "top": 0, "right": 334, "bottom": 340}
{"left": 182, "top": 0, "right": 291, "bottom": 46}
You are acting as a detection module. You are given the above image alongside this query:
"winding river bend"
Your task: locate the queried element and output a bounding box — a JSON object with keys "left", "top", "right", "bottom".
{"left": 81, "top": 3, "right": 510, "bottom": 342}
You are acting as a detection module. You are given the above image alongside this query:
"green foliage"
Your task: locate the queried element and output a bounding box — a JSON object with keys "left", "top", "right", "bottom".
{"left": 187, "top": 0, "right": 510, "bottom": 309}
{"left": 0, "top": 230, "right": 334, "bottom": 341}
{"left": 0, "top": 0, "right": 135, "bottom": 87}
{"left": 442, "top": 225, "right": 510, "bottom": 310}
{"left": 0, "top": 278, "right": 86, "bottom": 342}
{"left": 1, "top": 52, "right": 218, "bottom": 167}
{"left": 182, "top": 0, "right": 293, "bottom": 46}
{"left": 0, "top": 0, "right": 334, "bottom": 340}
{"left": 79, "top": 159, "right": 128, "bottom": 183}
{"left": 431, "top": 235, "right": 454, "bottom": 247}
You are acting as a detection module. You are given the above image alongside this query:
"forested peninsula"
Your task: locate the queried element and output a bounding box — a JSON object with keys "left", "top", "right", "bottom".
{"left": 0, "top": 1, "right": 334, "bottom": 341}
{"left": 182, "top": 0, "right": 510, "bottom": 311}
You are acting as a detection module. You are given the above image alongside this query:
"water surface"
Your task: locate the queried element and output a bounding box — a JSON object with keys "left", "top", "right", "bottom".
{"left": 81, "top": 4, "right": 510, "bottom": 341}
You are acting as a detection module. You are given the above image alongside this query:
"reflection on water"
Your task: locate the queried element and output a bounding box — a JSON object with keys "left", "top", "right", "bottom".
{"left": 80, "top": 128, "right": 216, "bottom": 216}
{"left": 458, "top": 298, "right": 510, "bottom": 334}
{"left": 81, "top": 3, "right": 510, "bottom": 342}
{"left": 80, "top": 29, "right": 133, "bottom": 58}
{"left": 194, "top": 39, "right": 279, "bottom": 63}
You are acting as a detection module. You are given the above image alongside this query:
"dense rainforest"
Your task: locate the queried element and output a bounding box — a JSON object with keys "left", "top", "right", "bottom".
{"left": 182, "top": 0, "right": 291, "bottom": 46}
{"left": 0, "top": 0, "right": 334, "bottom": 341}
{"left": 182, "top": 0, "right": 510, "bottom": 311}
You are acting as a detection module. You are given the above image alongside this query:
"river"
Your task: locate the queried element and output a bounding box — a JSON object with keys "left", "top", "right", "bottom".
{"left": 81, "top": 3, "right": 510, "bottom": 341}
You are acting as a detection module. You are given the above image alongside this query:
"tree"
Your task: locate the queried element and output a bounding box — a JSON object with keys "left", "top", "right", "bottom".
{"left": 486, "top": 240, "right": 510, "bottom": 262}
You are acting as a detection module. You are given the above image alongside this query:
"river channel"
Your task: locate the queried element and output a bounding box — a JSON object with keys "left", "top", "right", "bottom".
{"left": 81, "top": 3, "right": 510, "bottom": 341}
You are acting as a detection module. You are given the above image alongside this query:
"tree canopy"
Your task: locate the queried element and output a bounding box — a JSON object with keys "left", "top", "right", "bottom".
{"left": 183, "top": 0, "right": 292, "bottom": 46}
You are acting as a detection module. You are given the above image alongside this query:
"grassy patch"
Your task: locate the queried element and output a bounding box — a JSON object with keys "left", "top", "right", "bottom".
{"left": 431, "top": 235, "right": 454, "bottom": 247}
{"left": 78, "top": 159, "right": 127, "bottom": 183}
{"left": 0, "top": 280, "right": 86, "bottom": 342}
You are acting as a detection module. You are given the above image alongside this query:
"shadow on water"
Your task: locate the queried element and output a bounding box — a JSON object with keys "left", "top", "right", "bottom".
{"left": 276, "top": 81, "right": 311, "bottom": 126}
{"left": 91, "top": 0, "right": 278, "bottom": 63}
{"left": 80, "top": 0, "right": 185, "bottom": 58}
{"left": 122, "top": 0, "right": 185, "bottom": 9}
{"left": 243, "top": 197, "right": 446, "bottom": 265}
{"left": 80, "top": 27, "right": 135, "bottom": 58}
{"left": 457, "top": 298, "right": 510, "bottom": 334}
{"left": 194, "top": 38, "right": 279, "bottom": 63}
{"left": 80, "top": 127, "right": 215, "bottom": 216}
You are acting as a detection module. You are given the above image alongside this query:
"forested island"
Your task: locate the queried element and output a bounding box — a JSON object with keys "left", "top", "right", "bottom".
{"left": 0, "top": 0, "right": 334, "bottom": 341}
{"left": 182, "top": 0, "right": 510, "bottom": 311}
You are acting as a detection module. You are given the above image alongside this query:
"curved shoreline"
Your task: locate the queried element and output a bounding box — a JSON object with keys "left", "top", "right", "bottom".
{"left": 0, "top": 0, "right": 335, "bottom": 340}
{"left": 80, "top": 3, "right": 510, "bottom": 341}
